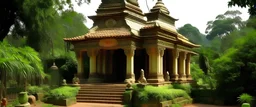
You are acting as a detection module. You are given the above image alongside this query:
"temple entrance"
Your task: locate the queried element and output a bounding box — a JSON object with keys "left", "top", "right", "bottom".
{"left": 134, "top": 49, "right": 149, "bottom": 81}
{"left": 112, "top": 49, "right": 126, "bottom": 83}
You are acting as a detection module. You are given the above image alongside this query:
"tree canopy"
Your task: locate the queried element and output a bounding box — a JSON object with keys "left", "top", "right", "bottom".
{"left": 205, "top": 10, "right": 244, "bottom": 40}
{"left": 228, "top": 0, "right": 256, "bottom": 16}
{"left": 178, "top": 24, "right": 206, "bottom": 45}
{"left": 0, "top": 0, "right": 90, "bottom": 42}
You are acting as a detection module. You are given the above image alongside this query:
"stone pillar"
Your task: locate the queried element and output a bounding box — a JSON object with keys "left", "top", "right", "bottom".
{"left": 171, "top": 49, "right": 179, "bottom": 81}
{"left": 178, "top": 52, "right": 187, "bottom": 81}
{"left": 75, "top": 50, "right": 84, "bottom": 79}
{"left": 146, "top": 46, "right": 165, "bottom": 84}
{"left": 87, "top": 49, "right": 100, "bottom": 82}
{"left": 124, "top": 47, "right": 136, "bottom": 83}
{"left": 102, "top": 50, "right": 107, "bottom": 75}
{"left": 186, "top": 53, "right": 192, "bottom": 80}
{"left": 97, "top": 50, "right": 101, "bottom": 76}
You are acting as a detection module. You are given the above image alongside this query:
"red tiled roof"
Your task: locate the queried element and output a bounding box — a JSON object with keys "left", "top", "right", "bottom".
{"left": 64, "top": 28, "right": 132, "bottom": 41}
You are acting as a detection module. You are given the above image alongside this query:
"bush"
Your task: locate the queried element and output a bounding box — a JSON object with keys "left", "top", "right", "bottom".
{"left": 133, "top": 85, "right": 190, "bottom": 103}
{"left": 44, "top": 86, "right": 79, "bottom": 100}
{"left": 238, "top": 93, "right": 254, "bottom": 104}
{"left": 172, "top": 83, "right": 192, "bottom": 94}
{"left": 28, "top": 86, "right": 44, "bottom": 94}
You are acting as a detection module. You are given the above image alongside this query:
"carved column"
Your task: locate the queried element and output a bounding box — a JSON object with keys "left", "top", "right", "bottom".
{"left": 87, "top": 49, "right": 99, "bottom": 82}
{"left": 97, "top": 50, "right": 102, "bottom": 76}
{"left": 186, "top": 53, "right": 192, "bottom": 80}
{"left": 102, "top": 50, "right": 107, "bottom": 75}
{"left": 75, "top": 50, "right": 84, "bottom": 79}
{"left": 146, "top": 46, "right": 165, "bottom": 84}
{"left": 124, "top": 47, "right": 136, "bottom": 83}
{"left": 178, "top": 52, "right": 187, "bottom": 81}
{"left": 171, "top": 48, "right": 179, "bottom": 81}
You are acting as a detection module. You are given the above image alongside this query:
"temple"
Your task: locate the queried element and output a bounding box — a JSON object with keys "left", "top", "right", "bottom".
{"left": 64, "top": 0, "right": 200, "bottom": 85}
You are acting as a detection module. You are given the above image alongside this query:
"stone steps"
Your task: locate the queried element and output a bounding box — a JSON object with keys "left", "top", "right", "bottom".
{"left": 76, "top": 83, "right": 126, "bottom": 104}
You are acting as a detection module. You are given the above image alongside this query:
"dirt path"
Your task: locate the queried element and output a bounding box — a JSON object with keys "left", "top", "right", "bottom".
{"left": 184, "top": 104, "right": 238, "bottom": 107}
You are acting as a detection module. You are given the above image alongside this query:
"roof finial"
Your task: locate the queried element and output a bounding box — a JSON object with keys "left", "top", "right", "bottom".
{"left": 151, "top": 0, "right": 170, "bottom": 15}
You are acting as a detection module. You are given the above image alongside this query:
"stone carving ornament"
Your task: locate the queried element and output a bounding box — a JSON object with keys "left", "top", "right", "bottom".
{"left": 164, "top": 71, "right": 170, "bottom": 81}
{"left": 138, "top": 69, "right": 147, "bottom": 84}
{"left": 105, "top": 19, "right": 117, "bottom": 28}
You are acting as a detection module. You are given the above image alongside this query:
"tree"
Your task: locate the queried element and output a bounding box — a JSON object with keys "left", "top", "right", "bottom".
{"left": 0, "top": 41, "right": 46, "bottom": 99}
{"left": 0, "top": 0, "right": 90, "bottom": 42}
{"left": 213, "top": 29, "right": 256, "bottom": 104}
{"left": 205, "top": 10, "right": 244, "bottom": 40}
{"left": 178, "top": 24, "right": 206, "bottom": 45}
{"left": 5, "top": 10, "right": 89, "bottom": 57}
{"left": 37, "top": 10, "right": 89, "bottom": 59}
{"left": 228, "top": 0, "right": 256, "bottom": 16}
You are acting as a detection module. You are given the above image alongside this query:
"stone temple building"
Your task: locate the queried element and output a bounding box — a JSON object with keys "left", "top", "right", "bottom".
{"left": 64, "top": 0, "right": 200, "bottom": 85}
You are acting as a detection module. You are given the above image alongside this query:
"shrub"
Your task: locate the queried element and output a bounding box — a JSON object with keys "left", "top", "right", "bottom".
{"left": 133, "top": 85, "right": 190, "bottom": 103}
{"left": 172, "top": 83, "right": 192, "bottom": 94}
{"left": 44, "top": 86, "right": 79, "bottom": 100}
{"left": 238, "top": 93, "right": 254, "bottom": 104}
{"left": 7, "top": 99, "right": 19, "bottom": 107}
{"left": 28, "top": 86, "right": 44, "bottom": 94}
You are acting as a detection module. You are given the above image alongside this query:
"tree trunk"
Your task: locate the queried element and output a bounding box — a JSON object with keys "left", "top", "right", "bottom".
{"left": 0, "top": 70, "right": 7, "bottom": 99}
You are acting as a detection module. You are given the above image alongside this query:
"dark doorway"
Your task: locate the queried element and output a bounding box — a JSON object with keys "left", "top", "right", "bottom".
{"left": 134, "top": 49, "right": 149, "bottom": 81}
{"left": 83, "top": 52, "right": 90, "bottom": 79}
{"left": 112, "top": 49, "right": 126, "bottom": 83}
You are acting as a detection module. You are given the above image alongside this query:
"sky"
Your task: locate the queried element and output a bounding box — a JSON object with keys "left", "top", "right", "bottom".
{"left": 74, "top": 0, "right": 250, "bottom": 34}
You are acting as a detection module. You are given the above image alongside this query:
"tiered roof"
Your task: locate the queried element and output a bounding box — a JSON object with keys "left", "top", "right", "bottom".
{"left": 64, "top": 0, "right": 200, "bottom": 48}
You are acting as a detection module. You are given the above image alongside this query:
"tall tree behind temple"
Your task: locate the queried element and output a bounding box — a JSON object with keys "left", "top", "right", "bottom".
{"left": 6, "top": 10, "right": 89, "bottom": 59}
{"left": 0, "top": 0, "right": 90, "bottom": 50}
{"left": 228, "top": 0, "right": 256, "bottom": 16}
{"left": 178, "top": 24, "right": 207, "bottom": 45}
{"left": 205, "top": 10, "right": 244, "bottom": 40}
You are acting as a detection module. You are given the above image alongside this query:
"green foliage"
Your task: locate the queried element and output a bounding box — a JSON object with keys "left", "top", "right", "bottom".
{"left": 7, "top": 98, "right": 19, "bottom": 107}
{"left": 123, "top": 90, "right": 133, "bottom": 104}
{"left": 228, "top": 0, "right": 256, "bottom": 16}
{"left": 205, "top": 10, "right": 244, "bottom": 40}
{"left": 27, "top": 86, "right": 44, "bottom": 95}
{"left": 0, "top": 0, "right": 90, "bottom": 41}
{"left": 38, "top": 10, "right": 89, "bottom": 59}
{"left": 242, "top": 103, "right": 251, "bottom": 107}
{"left": 44, "top": 86, "right": 79, "bottom": 100}
{"left": 238, "top": 93, "right": 254, "bottom": 104}
{"left": 178, "top": 24, "right": 206, "bottom": 45}
{"left": 133, "top": 85, "right": 190, "bottom": 103}
{"left": 0, "top": 41, "right": 46, "bottom": 97}
{"left": 0, "top": 41, "right": 46, "bottom": 80}
{"left": 172, "top": 83, "right": 192, "bottom": 94}
{"left": 212, "top": 29, "right": 256, "bottom": 104}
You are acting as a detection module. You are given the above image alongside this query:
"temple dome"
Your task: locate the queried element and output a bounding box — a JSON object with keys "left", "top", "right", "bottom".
{"left": 151, "top": 0, "right": 170, "bottom": 15}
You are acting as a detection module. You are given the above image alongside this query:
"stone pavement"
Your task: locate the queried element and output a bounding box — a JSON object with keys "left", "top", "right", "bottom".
{"left": 68, "top": 103, "right": 238, "bottom": 107}
{"left": 70, "top": 103, "right": 123, "bottom": 107}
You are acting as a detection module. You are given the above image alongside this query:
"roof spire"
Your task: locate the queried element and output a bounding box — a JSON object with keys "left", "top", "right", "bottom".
{"left": 151, "top": 0, "right": 170, "bottom": 15}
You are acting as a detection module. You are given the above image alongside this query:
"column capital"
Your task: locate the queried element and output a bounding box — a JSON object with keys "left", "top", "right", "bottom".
{"left": 172, "top": 48, "right": 179, "bottom": 58}
{"left": 184, "top": 52, "right": 187, "bottom": 60}
{"left": 87, "top": 49, "right": 99, "bottom": 57}
{"left": 186, "top": 53, "right": 191, "bottom": 60}
{"left": 124, "top": 47, "right": 136, "bottom": 56}
{"left": 146, "top": 46, "right": 165, "bottom": 56}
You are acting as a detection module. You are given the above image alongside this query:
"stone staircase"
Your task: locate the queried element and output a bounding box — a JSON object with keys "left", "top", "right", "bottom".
{"left": 76, "top": 83, "right": 126, "bottom": 104}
